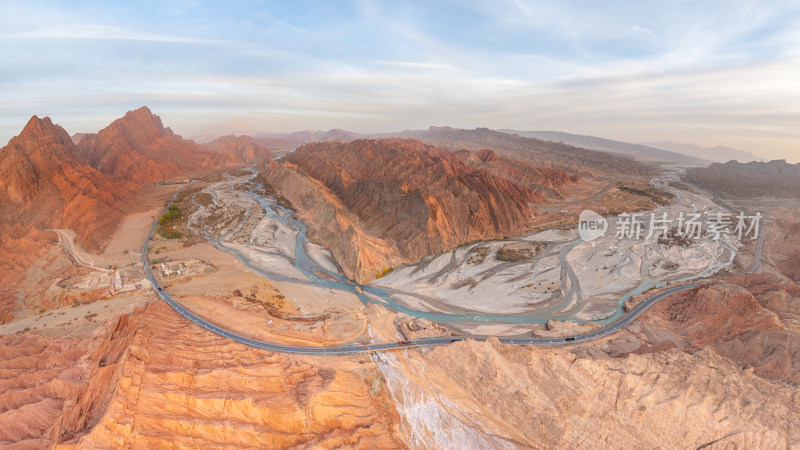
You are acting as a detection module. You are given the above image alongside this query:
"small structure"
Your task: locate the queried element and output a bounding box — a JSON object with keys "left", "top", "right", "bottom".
{"left": 112, "top": 270, "right": 122, "bottom": 290}
{"left": 160, "top": 263, "right": 172, "bottom": 277}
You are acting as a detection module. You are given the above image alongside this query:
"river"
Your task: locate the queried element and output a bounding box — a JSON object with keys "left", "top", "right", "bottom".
{"left": 194, "top": 168, "right": 737, "bottom": 326}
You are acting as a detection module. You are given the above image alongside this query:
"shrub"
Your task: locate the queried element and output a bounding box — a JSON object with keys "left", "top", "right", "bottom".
{"left": 157, "top": 205, "right": 183, "bottom": 239}
{"left": 497, "top": 247, "right": 533, "bottom": 262}
{"left": 375, "top": 267, "right": 394, "bottom": 278}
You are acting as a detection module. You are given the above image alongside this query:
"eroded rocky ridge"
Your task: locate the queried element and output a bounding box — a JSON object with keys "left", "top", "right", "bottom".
{"left": 0, "top": 312, "right": 139, "bottom": 448}
{"left": 622, "top": 273, "right": 800, "bottom": 386}
{"left": 375, "top": 334, "right": 800, "bottom": 448}
{"left": 261, "top": 138, "right": 565, "bottom": 280}
{"left": 2, "top": 302, "right": 403, "bottom": 448}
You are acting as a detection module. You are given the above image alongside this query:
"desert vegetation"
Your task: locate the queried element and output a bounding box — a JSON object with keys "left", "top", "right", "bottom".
{"left": 157, "top": 205, "right": 183, "bottom": 239}
{"left": 617, "top": 182, "right": 675, "bottom": 206}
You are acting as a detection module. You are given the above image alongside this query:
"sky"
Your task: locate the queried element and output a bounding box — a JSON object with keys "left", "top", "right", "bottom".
{"left": 1, "top": 0, "right": 798, "bottom": 161}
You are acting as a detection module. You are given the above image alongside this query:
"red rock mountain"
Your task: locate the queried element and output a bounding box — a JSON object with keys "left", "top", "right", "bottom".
{"left": 0, "top": 117, "right": 137, "bottom": 323}
{"left": 76, "top": 107, "right": 260, "bottom": 182}
{"left": 0, "top": 116, "right": 135, "bottom": 234}
{"left": 262, "top": 138, "right": 575, "bottom": 280}
{"left": 0, "top": 107, "right": 276, "bottom": 324}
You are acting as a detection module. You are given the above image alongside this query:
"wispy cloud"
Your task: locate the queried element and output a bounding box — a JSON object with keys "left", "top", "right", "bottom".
{"left": 0, "top": 0, "right": 798, "bottom": 161}
{"left": 371, "top": 61, "right": 456, "bottom": 70}
{"left": 0, "top": 24, "right": 227, "bottom": 44}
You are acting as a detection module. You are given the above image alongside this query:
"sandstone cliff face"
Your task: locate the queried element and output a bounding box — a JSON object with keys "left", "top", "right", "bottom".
{"left": 0, "top": 117, "right": 137, "bottom": 323}
{"left": 376, "top": 336, "right": 800, "bottom": 448}
{"left": 262, "top": 138, "right": 552, "bottom": 280}
{"left": 0, "top": 227, "right": 52, "bottom": 323}
{"left": 655, "top": 282, "right": 784, "bottom": 346}
{"left": 0, "top": 313, "right": 137, "bottom": 448}
{"left": 0, "top": 332, "right": 94, "bottom": 448}
{"left": 76, "top": 107, "right": 235, "bottom": 182}
{"left": 72, "top": 302, "right": 402, "bottom": 448}
{"left": 260, "top": 159, "right": 401, "bottom": 282}
{"left": 727, "top": 273, "right": 800, "bottom": 327}
{"left": 2, "top": 303, "right": 403, "bottom": 448}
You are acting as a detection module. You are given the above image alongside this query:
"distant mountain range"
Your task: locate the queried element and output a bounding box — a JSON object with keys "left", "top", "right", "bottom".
{"left": 220, "top": 127, "right": 769, "bottom": 168}
{"left": 644, "top": 141, "right": 766, "bottom": 163}
{"left": 245, "top": 127, "right": 772, "bottom": 168}
{"left": 375, "top": 126, "right": 653, "bottom": 177}
{"left": 254, "top": 129, "right": 363, "bottom": 149}
{"left": 687, "top": 159, "right": 800, "bottom": 198}
{"left": 498, "top": 130, "right": 709, "bottom": 166}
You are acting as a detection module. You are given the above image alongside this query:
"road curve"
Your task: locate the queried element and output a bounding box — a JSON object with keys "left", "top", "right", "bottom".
{"left": 142, "top": 185, "right": 760, "bottom": 354}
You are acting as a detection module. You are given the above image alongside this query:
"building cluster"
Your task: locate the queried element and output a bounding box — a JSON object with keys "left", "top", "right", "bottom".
{"left": 160, "top": 262, "right": 187, "bottom": 278}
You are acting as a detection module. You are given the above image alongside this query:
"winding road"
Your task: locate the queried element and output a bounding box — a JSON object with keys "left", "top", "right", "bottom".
{"left": 142, "top": 184, "right": 764, "bottom": 355}
{"left": 51, "top": 229, "right": 111, "bottom": 273}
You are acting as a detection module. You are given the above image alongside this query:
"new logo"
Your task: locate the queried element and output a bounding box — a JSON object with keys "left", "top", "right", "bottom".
{"left": 578, "top": 210, "right": 608, "bottom": 241}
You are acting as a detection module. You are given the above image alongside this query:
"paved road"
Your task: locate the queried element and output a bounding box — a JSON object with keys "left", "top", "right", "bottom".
{"left": 745, "top": 222, "right": 765, "bottom": 274}
{"left": 142, "top": 186, "right": 761, "bottom": 354}
{"left": 712, "top": 192, "right": 765, "bottom": 275}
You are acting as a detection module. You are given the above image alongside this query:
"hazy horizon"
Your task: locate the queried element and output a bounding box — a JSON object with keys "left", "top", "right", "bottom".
{"left": 1, "top": 1, "right": 798, "bottom": 162}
